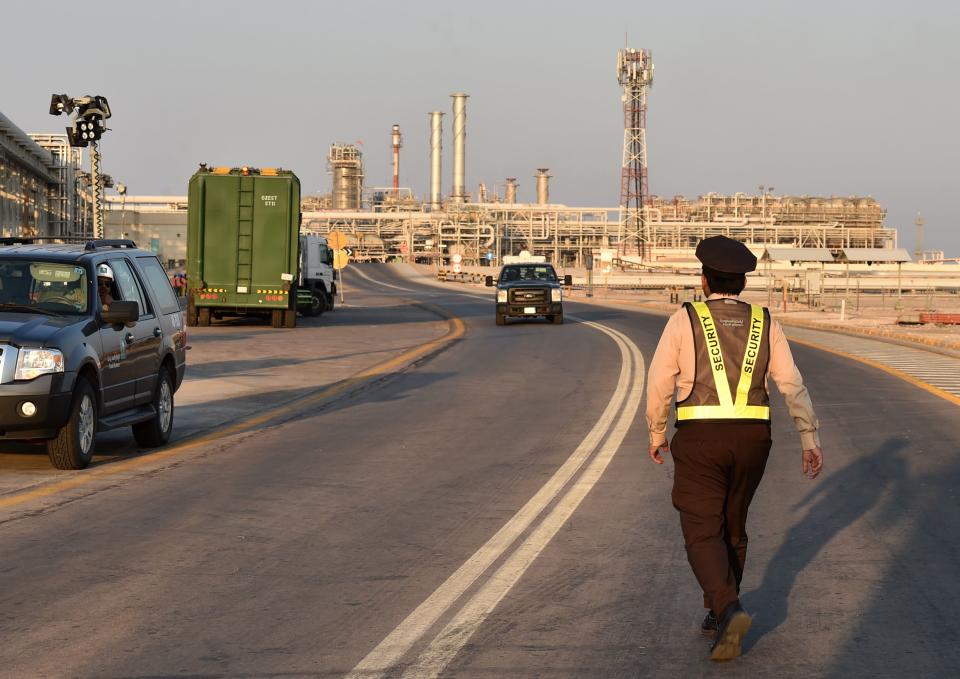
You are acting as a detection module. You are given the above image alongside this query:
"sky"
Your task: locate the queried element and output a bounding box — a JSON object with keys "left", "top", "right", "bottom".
{"left": 3, "top": 0, "right": 959, "bottom": 255}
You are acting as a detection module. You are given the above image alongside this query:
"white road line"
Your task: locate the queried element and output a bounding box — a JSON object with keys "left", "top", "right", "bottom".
{"left": 348, "top": 266, "right": 417, "bottom": 292}
{"left": 399, "top": 321, "right": 644, "bottom": 678}
{"left": 344, "top": 318, "right": 644, "bottom": 679}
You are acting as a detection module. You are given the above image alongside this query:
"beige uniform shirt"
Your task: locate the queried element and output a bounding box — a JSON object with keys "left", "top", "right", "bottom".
{"left": 646, "top": 294, "right": 820, "bottom": 450}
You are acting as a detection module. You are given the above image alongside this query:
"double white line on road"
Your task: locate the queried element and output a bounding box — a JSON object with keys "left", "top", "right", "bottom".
{"left": 345, "top": 318, "right": 645, "bottom": 679}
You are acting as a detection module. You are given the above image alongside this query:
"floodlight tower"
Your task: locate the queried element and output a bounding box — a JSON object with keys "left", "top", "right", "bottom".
{"left": 49, "top": 93, "right": 112, "bottom": 238}
{"left": 616, "top": 47, "right": 654, "bottom": 260}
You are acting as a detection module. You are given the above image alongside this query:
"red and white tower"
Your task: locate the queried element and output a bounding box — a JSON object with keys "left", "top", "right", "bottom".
{"left": 617, "top": 47, "right": 654, "bottom": 259}
{"left": 391, "top": 124, "right": 402, "bottom": 196}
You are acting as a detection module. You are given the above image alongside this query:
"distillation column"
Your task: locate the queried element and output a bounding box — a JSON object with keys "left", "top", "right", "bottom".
{"left": 328, "top": 143, "right": 364, "bottom": 210}
{"left": 504, "top": 178, "right": 518, "bottom": 204}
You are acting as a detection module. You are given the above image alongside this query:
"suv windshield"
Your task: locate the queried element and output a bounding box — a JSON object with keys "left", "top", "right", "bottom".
{"left": 499, "top": 265, "right": 557, "bottom": 283}
{"left": 0, "top": 259, "right": 89, "bottom": 315}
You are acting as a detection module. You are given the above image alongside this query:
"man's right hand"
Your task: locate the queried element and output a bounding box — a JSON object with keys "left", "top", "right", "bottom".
{"left": 802, "top": 447, "right": 824, "bottom": 479}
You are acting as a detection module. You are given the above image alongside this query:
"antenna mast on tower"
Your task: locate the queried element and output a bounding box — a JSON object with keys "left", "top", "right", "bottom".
{"left": 617, "top": 47, "right": 654, "bottom": 260}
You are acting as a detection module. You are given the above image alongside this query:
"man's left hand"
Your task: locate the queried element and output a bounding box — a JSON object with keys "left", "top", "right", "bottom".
{"left": 649, "top": 442, "right": 670, "bottom": 465}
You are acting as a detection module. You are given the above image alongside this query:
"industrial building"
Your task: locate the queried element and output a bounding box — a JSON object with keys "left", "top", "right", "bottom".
{"left": 0, "top": 111, "right": 91, "bottom": 238}
{"left": 104, "top": 196, "right": 188, "bottom": 269}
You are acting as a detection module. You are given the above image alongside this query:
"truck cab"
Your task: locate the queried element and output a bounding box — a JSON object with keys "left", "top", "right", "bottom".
{"left": 298, "top": 235, "right": 337, "bottom": 316}
{"left": 486, "top": 262, "right": 572, "bottom": 325}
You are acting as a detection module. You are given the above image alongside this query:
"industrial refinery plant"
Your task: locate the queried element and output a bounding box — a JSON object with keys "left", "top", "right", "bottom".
{"left": 84, "top": 46, "right": 947, "bottom": 282}
{"left": 291, "top": 48, "right": 897, "bottom": 270}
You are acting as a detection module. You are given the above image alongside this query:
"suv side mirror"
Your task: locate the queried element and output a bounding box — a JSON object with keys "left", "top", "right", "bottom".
{"left": 485, "top": 276, "right": 494, "bottom": 287}
{"left": 563, "top": 274, "right": 573, "bottom": 286}
{"left": 101, "top": 300, "right": 139, "bottom": 326}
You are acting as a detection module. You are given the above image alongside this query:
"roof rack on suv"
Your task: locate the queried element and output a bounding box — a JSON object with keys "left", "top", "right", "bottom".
{"left": 0, "top": 236, "right": 103, "bottom": 247}
{"left": 84, "top": 239, "right": 138, "bottom": 250}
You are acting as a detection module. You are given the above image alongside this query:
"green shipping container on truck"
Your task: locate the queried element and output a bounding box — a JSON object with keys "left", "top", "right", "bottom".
{"left": 186, "top": 165, "right": 301, "bottom": 329}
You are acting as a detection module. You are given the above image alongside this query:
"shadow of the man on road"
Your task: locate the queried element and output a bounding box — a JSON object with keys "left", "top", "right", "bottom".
{"left": 742, "top": 436, "right": 908, "bottom": 651}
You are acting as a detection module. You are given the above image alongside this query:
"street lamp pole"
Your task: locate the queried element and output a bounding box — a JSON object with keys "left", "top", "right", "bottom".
{"left": 117, "top": 182, "right": 127, "bottom": 232}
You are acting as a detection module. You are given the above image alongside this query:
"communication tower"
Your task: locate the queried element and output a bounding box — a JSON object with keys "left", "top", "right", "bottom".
{"left": 616, "top": 47, "right": 654, "bottom": 259}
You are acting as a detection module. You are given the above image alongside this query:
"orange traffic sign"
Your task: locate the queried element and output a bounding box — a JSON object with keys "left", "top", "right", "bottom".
{"left": 328, "top": 231, "right": 349, "bottom": 250}
{"left": 333, "top": 249, "right": 350, "bottom": 270}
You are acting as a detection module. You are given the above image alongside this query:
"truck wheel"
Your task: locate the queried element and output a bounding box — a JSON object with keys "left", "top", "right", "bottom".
{"left": 271, "top": 310, "right": 284, "bottom": 328}
{"left": 552, "top": 313, "right": 564, "bottom": 325}
{"left": 133, "top": 369, "right": 174, "bottom": 447}
{"left": 284, "top": 309, "right": 297, "bottom": 328}
{"left": 197, "top": 307, "right": 211, "bottom": 327}
{"left": 186, "top": 298, "right": 198, "bottom": 327}
{"left": 308, "top": 293, "right": 324, "bottom": 317}
{"left": 496, "top": 313, "right": 506, "bottom": 326}
{"left": 46, "top": 378, "right": 97, "bottom": 470}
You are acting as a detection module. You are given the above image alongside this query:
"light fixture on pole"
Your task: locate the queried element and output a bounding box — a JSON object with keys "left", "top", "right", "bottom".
{"left": 49, "top": 93, "right": 112, "bottom": 238}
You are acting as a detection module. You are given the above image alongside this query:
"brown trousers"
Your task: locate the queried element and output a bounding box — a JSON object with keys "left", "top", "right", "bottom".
{"left": 670, "top": 421, "right": 771, "bottom": 615}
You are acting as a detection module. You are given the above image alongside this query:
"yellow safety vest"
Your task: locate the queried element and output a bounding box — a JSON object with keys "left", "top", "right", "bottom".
{"left": 676, "top": 301, "right": 771, "bottom": 422}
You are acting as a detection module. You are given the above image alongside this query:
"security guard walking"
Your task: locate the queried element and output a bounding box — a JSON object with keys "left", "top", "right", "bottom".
{"left": 646, "top": 235, "right": 824, "bottom": 661}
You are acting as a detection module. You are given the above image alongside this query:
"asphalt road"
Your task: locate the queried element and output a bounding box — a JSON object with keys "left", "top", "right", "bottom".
{"left": 1, "top": 264, "right": 959, "bottom": 678}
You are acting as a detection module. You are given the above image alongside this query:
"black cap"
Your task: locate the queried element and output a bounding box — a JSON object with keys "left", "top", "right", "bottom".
{"left": 695, "top": 235, "right": 757, "bottom": 274}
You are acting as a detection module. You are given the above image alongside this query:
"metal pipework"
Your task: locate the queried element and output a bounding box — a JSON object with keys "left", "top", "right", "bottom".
{"left": 391, "top": 124, "right": 402, "bottom": 195}
{"left": 535, "top": 168, "right": 550, "bottom": 205}
{"left": 505, "top": 178, "right": 518, "bottom": 204}
{"left": 450, "top": 93, "right": 468, "bottom": 204}
{"left": 429, "top": 111, "right": 443, "bottom": 210}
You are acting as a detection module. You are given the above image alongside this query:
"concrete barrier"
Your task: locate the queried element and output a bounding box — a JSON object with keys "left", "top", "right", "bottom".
{"left": 919, "top": 313, "right": 960, "bottom": 325}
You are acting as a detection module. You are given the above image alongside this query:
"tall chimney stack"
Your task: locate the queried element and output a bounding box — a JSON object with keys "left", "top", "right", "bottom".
{"left": 391, "top": 124, "right": 402, "bottom": 196}
{"left": 535, "top": 168, "right": 550, "bottom": 205}
{"left": 450, "top": 93, "right": 468, "bottom": 204}
{"left": 428, "top": 111, "right": 443, "bottom": 210}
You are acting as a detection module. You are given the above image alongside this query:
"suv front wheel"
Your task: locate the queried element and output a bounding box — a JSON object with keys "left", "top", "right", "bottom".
{"left": 47, "top": 378, "right": 97, "bottom": 470}
{"left": 133, "top": 369, "right": 174, "bottom": 447}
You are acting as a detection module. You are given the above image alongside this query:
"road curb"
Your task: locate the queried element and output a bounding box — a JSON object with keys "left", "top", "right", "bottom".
{"left": 772, "top": 317, "right": 960, "bottom": 355}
